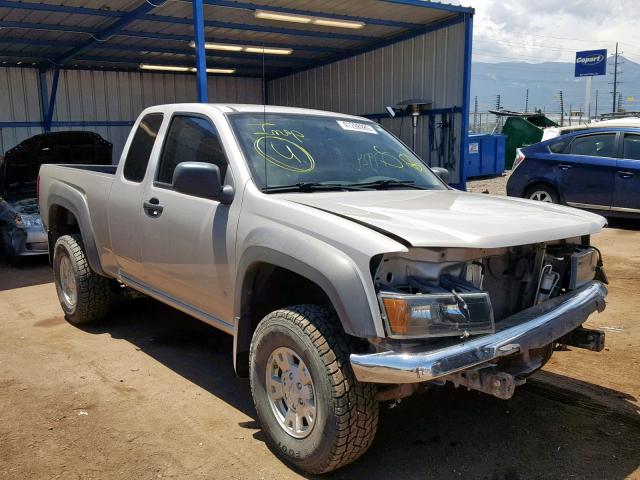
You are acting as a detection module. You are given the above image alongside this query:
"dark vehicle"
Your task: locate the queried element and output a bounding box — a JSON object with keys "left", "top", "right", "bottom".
{"left": 0, "top": 131, "right": 112, "bottom": 257}
{"left": 507, "top": 127, "right": 640, "bottom": 217}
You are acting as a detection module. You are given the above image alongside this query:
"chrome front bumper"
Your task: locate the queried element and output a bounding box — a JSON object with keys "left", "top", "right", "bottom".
{"left": 350, "top": 281, "right": 608, "bottom": 384}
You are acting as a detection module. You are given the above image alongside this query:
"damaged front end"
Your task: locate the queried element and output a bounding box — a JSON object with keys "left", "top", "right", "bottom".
{"left": 0, "top": 198, "right": 48, "bottom": 257}
{"left": 351, "top": 238, "right": 609, "bottom": 400}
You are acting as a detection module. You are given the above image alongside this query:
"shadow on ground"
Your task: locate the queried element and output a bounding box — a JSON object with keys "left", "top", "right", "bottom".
{"left": 81, "top": 298, "right": 640, "bottom": 480}
{"left": 607, "top": 217, "right": 640, "bottom": 232}
{"left": 0, "top": 254, "right": 52, "bottom": 291}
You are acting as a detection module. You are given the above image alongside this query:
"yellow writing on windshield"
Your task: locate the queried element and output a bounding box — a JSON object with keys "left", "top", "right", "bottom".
{"left": 357, "top": 146, "right": 423, "bottom": 172}
{"left": 251, "top": 122, "right": 315, "bottom": 173}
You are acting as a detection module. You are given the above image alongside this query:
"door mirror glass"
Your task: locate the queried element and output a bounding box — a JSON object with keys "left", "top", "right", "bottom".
{"left": 172, "top": 162, "right": 234, "bottom": 204}
{"left": 431, "top": 167, "right": 450, "bottom": 184}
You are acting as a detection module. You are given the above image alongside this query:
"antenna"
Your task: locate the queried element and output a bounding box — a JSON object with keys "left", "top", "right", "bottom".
{"left": 262, "top": 44, "right": 267, "bottom": 192}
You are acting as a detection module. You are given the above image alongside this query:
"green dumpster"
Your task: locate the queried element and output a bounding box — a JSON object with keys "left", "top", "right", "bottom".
{"left": 493, "top": 112, "right": 558, "bottom": 169}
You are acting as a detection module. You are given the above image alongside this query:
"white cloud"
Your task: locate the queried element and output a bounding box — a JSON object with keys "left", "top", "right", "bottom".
{"left": 456, "top": 0, "right": 640, "bottom": 63}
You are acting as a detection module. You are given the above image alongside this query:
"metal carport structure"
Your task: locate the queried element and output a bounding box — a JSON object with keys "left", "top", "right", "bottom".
{"left": 0, "top": 0, "right": 474, "bottom": 187}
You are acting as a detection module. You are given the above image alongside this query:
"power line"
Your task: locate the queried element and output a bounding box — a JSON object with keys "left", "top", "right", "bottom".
{"left": 475, "top": 29, "right": 629, "bottom": 45}
{"left": 474, "top": 38, "right": 640, "bottom": 59}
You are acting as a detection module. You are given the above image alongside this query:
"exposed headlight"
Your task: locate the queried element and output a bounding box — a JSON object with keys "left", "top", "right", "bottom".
{"left": 15, "top": 214, "right": 43, "bottom": 229}
{"left": 379, "top": 291, "right": 495, "bottom": 339}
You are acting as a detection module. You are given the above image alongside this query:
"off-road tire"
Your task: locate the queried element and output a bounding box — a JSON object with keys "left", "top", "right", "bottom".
{"left": 53, "top": 234, "right": 111, "bottom": 325}
{"left": 249, "top": 305, "right": 378, "bottom": 474}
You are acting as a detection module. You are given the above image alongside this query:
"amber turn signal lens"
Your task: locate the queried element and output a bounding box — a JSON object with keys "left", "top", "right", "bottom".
{"left": 382, "top": 297, "right": 408, "bottom": 335}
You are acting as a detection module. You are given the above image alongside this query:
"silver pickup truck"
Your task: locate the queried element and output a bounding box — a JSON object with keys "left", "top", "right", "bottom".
{"left": 39, "top": 103, "right": 609, "bottom": 474}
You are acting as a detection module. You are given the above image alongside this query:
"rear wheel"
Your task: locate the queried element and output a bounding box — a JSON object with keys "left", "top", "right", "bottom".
{"left": 53, "top": 234, "right": 112, "bottom": 325}
{"left": 525, "top": 184, "right": 559, "bottom": 203}
{"left": 249, "top": 305, "right": 378, "bottom": 474}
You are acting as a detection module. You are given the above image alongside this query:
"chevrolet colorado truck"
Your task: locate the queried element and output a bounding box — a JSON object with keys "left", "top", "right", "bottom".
{"left": 39, "top": 104, "right": 609, "bottom": 474}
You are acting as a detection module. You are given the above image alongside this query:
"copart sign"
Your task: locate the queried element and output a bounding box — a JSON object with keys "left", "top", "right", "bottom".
{"left": 575, "top": 49, "right": 607, "bottom": 77}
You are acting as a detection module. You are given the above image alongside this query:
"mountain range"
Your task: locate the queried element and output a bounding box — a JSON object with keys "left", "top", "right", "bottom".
{"left": 470, "top": 56, "right": 640, "bottom": 115}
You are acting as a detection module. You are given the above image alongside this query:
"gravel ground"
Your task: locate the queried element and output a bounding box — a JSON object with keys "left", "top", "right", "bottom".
{"left": 467, "top": 172, "right": 510, "bottom": 196}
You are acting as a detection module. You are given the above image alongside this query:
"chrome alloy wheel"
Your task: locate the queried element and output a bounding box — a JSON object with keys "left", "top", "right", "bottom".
{"left": 58, "top": 254, "right": 77, "bottom": 309}
{"left": 266, "top": 346, "right": 317, "bottom": 439}
{"left": 529, "top": 190, "right": 554, "bottom": 202}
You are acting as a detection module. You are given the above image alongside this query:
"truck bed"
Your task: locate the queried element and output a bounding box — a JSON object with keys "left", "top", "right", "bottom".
{"left": 39, "top": 163, "right": 119, "bottom": 275}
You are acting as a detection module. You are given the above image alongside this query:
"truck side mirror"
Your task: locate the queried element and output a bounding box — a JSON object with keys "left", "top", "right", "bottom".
{"left": 431, "top": 167, "right": 450, "bottom": 184}
{"left": 172, "top": 162, "right": 234, "bottom": 204}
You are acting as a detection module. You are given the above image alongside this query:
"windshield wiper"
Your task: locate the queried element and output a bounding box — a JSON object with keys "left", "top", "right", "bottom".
{"left": 341, "top": 179, "right": 426, "bottom": 190}
{"left": 263, "top": 182, "right": 367, "bottom": 193}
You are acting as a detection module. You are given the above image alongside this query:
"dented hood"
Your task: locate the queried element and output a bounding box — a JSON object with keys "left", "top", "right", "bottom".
{"left": 281, "top": 190, "right": 606, "bottom": 248}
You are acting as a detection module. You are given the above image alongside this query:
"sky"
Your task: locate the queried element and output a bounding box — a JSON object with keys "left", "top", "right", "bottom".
{"left": 453, "top": 0, "right": 640, "bottom": 64}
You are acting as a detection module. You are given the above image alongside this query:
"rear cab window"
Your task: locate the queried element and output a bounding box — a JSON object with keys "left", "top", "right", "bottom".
{"left": 155, "top": 114, "right": 229, "bottom": 188}
{"left": 123, "top": 113, "right": 164, "bottom": 182}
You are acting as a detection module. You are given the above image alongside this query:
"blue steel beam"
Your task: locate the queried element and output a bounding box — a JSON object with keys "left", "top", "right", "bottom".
{"left": 77, "top": 55, "right": 266, "bottom": 72}
{"left": 0, "top": 52, "right": 273, "bottom": 76}
{"left": 36, "top": 68, "right": 60, "bottom": 132}
{"left": 0, "top": 0, "right": 421, "bottom": 29}
{"left": 0, "top": 121, "right": 135, "bottom": 128}
{"left": 192, "top": 0, "right": 208, "bottom": 103}
{"left": 37, "top": 69, "right": 49, "bottom": 129}
{"left": 0, "top": 37, "right": 306, "bottom": 65}
{"left": 0, "top": 0, "right": 121, "bottom": 17}
{"left": 0, "top": 20, "right": 99, "bottom": 34}
{"left": 0, "top": 21, "right": 341, "bottom": 54}
{"left": 199, "top": 0, "right": 421, "bottom": 28}
{"left": 54, "top": 1, "right": 167, "bottom": 65}
{"left": 0, "top": 37, "right": 77, "bottom": 49}
{"left": 45, "top": 69, "right": 60, "bottom": 132}
{"left": 456, "top": 13, "right": 474, "bottom": 190}
{"left": 381, "top": 0, "right": 474, "bottom": 14}
{"left": 96, "top": 43, "right": 306, "bottom": 64}
{"left": 113, "top": 31, "right": 341, "bottom": 53}
{"left": 139, "top": 13, "right": 372, "bottom": 41}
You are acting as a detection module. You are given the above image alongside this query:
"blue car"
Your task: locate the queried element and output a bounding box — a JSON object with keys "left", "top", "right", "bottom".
{"left": 506, "top": 127, "right": 640, "bottom": 218}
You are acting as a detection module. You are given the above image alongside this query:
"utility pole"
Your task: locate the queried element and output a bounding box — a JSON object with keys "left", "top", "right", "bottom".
{"left": 569, "top": 103, "right": 572, "bottom": 125}
{"left": 525, "top": 89, "right": 529, "bottom": 113}
{"left": 595, "top": 90, "right": 599, "bottom": 119}
{"left": 558, "top": 90, "right": 564, "bottom": 126}
{"left": 611, "top": 42, "right": 622, "bottom": 113}
{"left": 473, "top": 96, "right": 478, "bottom": 133}
{"left": 617, "top": 92, "right": 623, "bottom": 112}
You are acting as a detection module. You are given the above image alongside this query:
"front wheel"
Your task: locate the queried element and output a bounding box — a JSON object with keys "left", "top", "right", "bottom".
{"left": 249, "top": 305, "right": 378, "bottom": 474}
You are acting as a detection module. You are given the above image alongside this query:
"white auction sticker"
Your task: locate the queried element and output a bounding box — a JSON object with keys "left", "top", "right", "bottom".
{"left": 337, "top": 120, "right": 378, "bottom": 134}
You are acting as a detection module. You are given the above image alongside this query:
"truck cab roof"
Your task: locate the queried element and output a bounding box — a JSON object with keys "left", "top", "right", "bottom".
{"left": 140, "top": 103, "right": 371, "bottom": 122}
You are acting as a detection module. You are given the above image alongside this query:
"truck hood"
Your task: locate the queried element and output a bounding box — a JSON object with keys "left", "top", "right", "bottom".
{"left": 280, "top": 190, "right": 606, "bottom": 248}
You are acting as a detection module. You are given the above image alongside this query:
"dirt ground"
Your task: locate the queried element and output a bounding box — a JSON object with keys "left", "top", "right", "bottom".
{"left": 1, "top": 180, "right": 639, "bottom": 479}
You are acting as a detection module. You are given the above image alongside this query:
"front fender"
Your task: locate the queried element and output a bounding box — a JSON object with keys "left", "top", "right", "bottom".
{"left": 232, "top": 232, "right": 383, "bottom": 377}
{"left": 235, "top": 243, "right": 379, "bottom": 338}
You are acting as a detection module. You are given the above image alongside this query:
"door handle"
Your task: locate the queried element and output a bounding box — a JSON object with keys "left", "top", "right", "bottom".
{"left": 143, "top": 197, "right": 164, "bottom": 217}
{"left": 617, "top": 170, "right": 634, "bottom": 179}
{"left": 558, "top": 164, "right": 573, "bottom": 171}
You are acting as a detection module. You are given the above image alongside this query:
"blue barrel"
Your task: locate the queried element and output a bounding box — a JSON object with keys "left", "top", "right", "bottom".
{"left": 465, "top": 134, "right": 506, "bottom": 178}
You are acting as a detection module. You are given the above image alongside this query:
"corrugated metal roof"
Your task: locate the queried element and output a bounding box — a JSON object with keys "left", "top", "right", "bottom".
{"left": 0, "top": 0, "right": 472, "bottom": 78}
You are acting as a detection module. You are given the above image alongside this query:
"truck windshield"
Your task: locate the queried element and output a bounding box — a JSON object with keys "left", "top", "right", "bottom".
{"left": 228, "top": 113, "right": 445, "bottom": 192}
